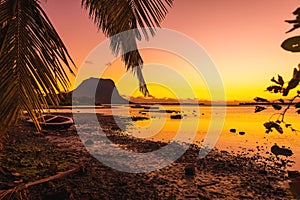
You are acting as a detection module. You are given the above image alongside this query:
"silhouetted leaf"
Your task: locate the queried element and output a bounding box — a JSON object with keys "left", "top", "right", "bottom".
{"left": 264, "top": 121, "right": 283, "bottom": 134}
{"left": 285, "top": 124, "right": 292, "bottom": 128}
{"left": 283, "top": 89, "right": 289, "bottom": 96}
{"left": 272, "top": 104, "right": 282, "bottom": 110}
{"left": 286, "top": 79, "right": 299, "bottom": 90}
{"left": 271, "top": 77, "right": 280, "bottom": 85}
{"left": 278, "top": 75, "right": 284, "bottom": 86}
{"left": 266, "top": 86, "right": 282, "bottom": 93}
{"left": 281, "top": 36, "right": 300, "bottom": 52}
{"left": 293, "top": 67, "right": 300, "bottom": 79}
{"left": 297, "top": 109, "right": 300, "bottom": 114}
{"left": 293, "top": 7, "right": 300, "bottom": 15}
{"left": 286, "top": 25, "right": 300, "bottom": 33}
{"left": 254, "top": 97, "right": 269, "bottom": 103}
{"left": 266, "top": 129, "right": 271, "bottom": 134}
{"left": 285, "top": 8, "right": 300, "bottom": 33}
{"left": 82, "top": 0, "right": 174, "bottom": 96}
{"left": 278, "top": 99, "right": 285, "bottom": 104}
{"left": 271, "top": 75, "right": 284, "bottom": 86}
{"left": 255, "top": 106, "right": 266, "bottom": 113}
{"left": 0, "top": 0, "right": 75, "bottom": 133}
{"left": 282, "top": 69, "right": 300, "bottom": 96}
{"left": 284, "top": 79, "right": 300, "bottom": 96}
{"left": 295, "top": 102, "right": 300, "bottom": 108}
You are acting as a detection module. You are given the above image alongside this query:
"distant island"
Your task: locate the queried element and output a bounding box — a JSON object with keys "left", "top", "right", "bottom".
{"left": 53, "top": 78, "right": 129, "bottom": 106}
{"left": 55, "top": 78, "right": 206, "bottom": 106}
{"left": 239, "top": 102, "right": 299, "bottom": 106}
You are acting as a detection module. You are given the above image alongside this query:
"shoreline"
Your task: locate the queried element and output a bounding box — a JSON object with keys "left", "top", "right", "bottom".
{"left": 0, "top": 113, "right": 299, "bottom": 199}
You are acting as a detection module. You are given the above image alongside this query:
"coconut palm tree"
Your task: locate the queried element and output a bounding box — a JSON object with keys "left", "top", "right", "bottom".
{"left": 0, "top": 0, "right": 174, "bottom": 140}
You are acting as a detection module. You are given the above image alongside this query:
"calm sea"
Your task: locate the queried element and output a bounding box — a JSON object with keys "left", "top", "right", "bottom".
{"left": 51, "top": 105, "right": 300, "bottom": 170}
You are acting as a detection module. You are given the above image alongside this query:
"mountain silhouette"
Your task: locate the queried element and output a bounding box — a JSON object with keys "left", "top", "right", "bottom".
{"left": 72, "top": 78, "right": 129, "bottom": 105}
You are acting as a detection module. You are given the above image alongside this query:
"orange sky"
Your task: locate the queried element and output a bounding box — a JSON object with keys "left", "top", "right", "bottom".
{"left": 42, "top": 0, "right": 300, "bottom": 102}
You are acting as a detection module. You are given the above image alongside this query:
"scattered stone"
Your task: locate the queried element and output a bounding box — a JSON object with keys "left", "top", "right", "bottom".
{"left": 271, "top": 144, "right": 293, "bottom": 157}
{"left": 0, "top": 114, "right": 296, "bottom": 199}
{"left": 230, "top": 129, "right": 236, "bottom": 133}
{"left": 131, "top": 116, "right": 149, "bottom": 121}
{"left": 84, "top": 139, "right": 94, "bottom": 146}
{"left": 239, "top": 131, "right": 246, "bottom": 135}
{"left": 288, "top": 171, "right": 300, "bottom": 179}
{"left": 170, "top": 114, "right": 183, "bottom": 119}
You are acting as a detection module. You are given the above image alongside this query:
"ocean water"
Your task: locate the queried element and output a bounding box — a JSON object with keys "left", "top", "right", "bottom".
{"left": 52, "top": 105, "right": 300, "bottom": 170}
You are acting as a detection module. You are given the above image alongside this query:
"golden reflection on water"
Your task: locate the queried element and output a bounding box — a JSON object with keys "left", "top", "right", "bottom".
{"left": 56, "top": 105, "right": 300, "bottom": 170}
{"left": 129, "top": 106, "right": 300, "bottom": 170}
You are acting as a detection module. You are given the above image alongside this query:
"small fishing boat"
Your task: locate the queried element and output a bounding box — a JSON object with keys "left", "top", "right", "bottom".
{"left": 26, "top": 114, "right": 74, "bottom": 128}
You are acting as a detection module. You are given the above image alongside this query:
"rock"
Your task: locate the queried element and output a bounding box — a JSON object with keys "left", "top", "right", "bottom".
{"left": 131, "top": 116, "right": 149, "bottom": 121}
{"left": 170, "top": 114, "right": 183, "bottom": 119}
{"left": 239, "top": 131, "right": 246, "bottom": 135}
{"left": 85, "top": 139, "right": 94, "bottom": 146}
{"left": 288, "top": 170, "right": 300, "bottom": 179}
{"left": 230, "top": 129, "right": 236, "bottom": 133}
{"left": 271, "top": 144, "right": 293, "bottom": 157}
{"left": 72, "top": 78, "right": 129, "bottom": 104}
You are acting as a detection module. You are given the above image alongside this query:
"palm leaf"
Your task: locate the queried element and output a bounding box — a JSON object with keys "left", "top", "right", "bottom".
{"left": 82, "top": 0, "right": 173, "bottom": 96}
{"left": 0, "top": 0, "right": 75, "bottom": 136}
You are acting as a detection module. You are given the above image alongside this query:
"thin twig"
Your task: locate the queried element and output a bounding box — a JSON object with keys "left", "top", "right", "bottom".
{"left": 280, "top": 94, "right": 300, "bottom": 122}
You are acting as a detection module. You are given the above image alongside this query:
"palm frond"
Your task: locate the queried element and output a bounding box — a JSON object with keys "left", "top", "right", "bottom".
{"left": 0, "top": 0, "right": 75, "bottom": 135}
{"left": 82, "top": 0, "right": 173, "bottom": 96}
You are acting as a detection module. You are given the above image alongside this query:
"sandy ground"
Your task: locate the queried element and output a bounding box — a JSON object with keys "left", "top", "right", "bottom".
{"left": 0, "top": 114, "right": 299, "bottom": 199}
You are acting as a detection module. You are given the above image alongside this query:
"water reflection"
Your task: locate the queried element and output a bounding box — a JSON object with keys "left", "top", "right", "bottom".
{"left": 52, "top": 105, "right": 300, "bottom": 170}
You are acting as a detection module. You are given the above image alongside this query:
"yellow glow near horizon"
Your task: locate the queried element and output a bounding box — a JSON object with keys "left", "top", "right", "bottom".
{"left": 100, "top": 49, "right": 212, "bottom": 101}
{"left": 43, "top": 1, "right": 300, "bottom": 102}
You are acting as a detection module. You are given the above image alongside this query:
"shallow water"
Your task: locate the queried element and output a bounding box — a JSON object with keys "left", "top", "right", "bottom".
{"left": 52, "top": 105, "right": 300, "bottom": 171}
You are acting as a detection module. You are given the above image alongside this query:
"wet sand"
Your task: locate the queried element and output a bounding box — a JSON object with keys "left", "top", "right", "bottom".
{"left": 0, "top": 114, "right": 298, "bottom": 199}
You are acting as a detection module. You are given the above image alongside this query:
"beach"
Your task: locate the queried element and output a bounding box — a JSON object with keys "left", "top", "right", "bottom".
{"left": 0, "top": 113, "right": 299, "bottom": 199}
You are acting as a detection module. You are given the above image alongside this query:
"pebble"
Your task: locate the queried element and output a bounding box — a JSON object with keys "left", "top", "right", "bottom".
{"left": 85, "top": 139, "right": 94, "bottom": 146}
{"left": 11, "top": 172, "right": 21, "bottom": 177}
{"left": 230, "top": 129, "right": 236, "bottom": 133}
{"left": 239, "top": 131, "right": 246, "bottom": 135}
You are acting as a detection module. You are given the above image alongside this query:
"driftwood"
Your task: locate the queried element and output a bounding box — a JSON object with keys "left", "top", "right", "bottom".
{"left": 0, "top": 165, "right": 84, "bottom": 200}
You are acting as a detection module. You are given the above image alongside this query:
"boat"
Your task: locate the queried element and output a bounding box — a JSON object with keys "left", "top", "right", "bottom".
{"left": 26, "top": 114, "right": 74, "bottom": 128}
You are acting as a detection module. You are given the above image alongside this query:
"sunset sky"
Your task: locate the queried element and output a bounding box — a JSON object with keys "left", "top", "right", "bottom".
{"left": 42, "top": 0, "right": 300, "bottom": 102}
